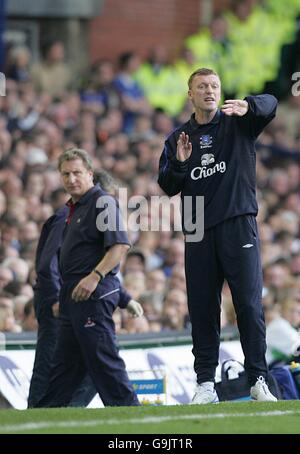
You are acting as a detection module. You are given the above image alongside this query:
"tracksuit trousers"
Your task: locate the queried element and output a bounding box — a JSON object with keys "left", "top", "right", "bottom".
{"left": 184, "top": 214, "right": 268, "bottom": 386}
{"left": 35, "top": 275, "right": 139, "bottom": 407}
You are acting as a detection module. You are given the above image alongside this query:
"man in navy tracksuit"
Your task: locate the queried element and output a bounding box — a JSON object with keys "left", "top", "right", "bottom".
{"left": 158, "top": 68, "right": 277, "bottom": 403}
{"left": 27, "top": 202, "right": 68, "bottom": 408}
{"left": 36, "top": 148, "right": 139, "bottom": 407}
{"left": 29, "top": 182, "right": 142, "bottom": 408}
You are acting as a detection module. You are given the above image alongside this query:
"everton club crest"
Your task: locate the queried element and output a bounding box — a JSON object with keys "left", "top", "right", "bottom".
{"left": 199, "top": 135, "right": 212, "bottom": 149}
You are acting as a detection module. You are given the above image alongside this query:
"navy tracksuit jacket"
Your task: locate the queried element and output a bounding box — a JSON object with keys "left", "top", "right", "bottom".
{"left": 28, "top": 206, "right": 68, "bottom": 408}
{"left": 158, "top": 95, "right": 277, "bottom": 385}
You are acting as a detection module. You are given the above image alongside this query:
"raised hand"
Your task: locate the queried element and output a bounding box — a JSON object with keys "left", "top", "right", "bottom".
{"left": 176, "top": 132, "right": 192, "bottom": 162}
{"left": 221, "top": 99, "right": 249, "bottom": 117}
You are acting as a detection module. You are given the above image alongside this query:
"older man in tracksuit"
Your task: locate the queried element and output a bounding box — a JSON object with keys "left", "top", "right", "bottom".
{"left": 36, "top": 148, "right": 139, "bottom": 407}
{"left": 158, "top": 67, "right": 278, "bottom": 403}
{"left": 29, "top": 202, "right": 140, "bottom": 408}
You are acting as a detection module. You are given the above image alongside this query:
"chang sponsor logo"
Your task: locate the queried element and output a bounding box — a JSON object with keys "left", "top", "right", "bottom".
{"left": 191, "top": 161, "right": 226, "bottom": 180}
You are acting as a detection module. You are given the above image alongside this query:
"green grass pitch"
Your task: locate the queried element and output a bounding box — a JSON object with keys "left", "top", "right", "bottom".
{"left": 1, "top": 401, "right": 300, "bottom": 434}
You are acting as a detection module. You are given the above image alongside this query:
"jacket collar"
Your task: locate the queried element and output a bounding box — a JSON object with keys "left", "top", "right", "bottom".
{"left": 66, "top": 184, "right": 99, "bottom": 207}
{"left": 190, "top": 110, "right": 221, "bottom": 130}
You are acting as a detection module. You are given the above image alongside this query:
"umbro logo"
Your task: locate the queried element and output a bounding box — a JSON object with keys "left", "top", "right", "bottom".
{"left": 84, "top": 317, "right": 96, "bottom": 328}
{"left": 77, "top": 218, "right": 81, "bottom": 223}
{"left": 242, "top": 244, "right": 253, "bottom": 248}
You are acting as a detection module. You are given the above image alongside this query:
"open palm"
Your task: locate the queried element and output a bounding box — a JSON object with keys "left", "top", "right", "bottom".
{"left": 177, "top": 132, "right": 192, "bottom": 162}
{"left": 221, "top": 99, "right": 249, "bottom": 116}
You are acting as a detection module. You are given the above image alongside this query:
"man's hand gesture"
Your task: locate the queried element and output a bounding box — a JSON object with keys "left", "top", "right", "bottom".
{"left": 72, "top": 273, "right": 99, "bottom": 302}
{"left": 176, "top": 132, "right": 192, "bottom": 162}
{"left": 221, "top": 100, "right": 249, "bottom": 116}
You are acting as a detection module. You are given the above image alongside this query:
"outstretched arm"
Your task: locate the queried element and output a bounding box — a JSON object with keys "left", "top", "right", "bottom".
{"left": 222, "top": 95, "right": 277, "bottom": 138}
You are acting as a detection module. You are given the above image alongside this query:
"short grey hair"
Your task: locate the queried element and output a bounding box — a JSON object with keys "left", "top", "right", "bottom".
{"left": 58, "top": 148, "right": 93, "bottom": 172}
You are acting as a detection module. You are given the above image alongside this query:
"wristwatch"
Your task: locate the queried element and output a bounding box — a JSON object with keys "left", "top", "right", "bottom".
{"left": 93, "top": 269, "right": 105, "bottom": 280}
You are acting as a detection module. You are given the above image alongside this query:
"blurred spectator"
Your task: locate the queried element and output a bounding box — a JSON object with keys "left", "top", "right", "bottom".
{"left": 264, "top": 260, "right": 292, "bottom": 290}
{"left": 0, "top": 189, "right": 6, "bottom": 215}
{"left": 135, "top": 46, "right": 174, "bottom": 115}
{"left": 0, "top": 292, "right": 14, "bottom": 309}
{"left": 161, "top": 289, "right": 188, "bottom": 331}
{"left": 49, "top": 187, "right": 68, "bottom": 210}
{"left": 122, "top": 249, "right": 146, "bottom": 275}
{"left": 162, "top": 239, "right": 185, "bottom": 277}
{"left": 265, "top": 300, "right": 300, "bottom": 365}
{"left": 0, "top": 267, "right": 14, "bottom": 289}
{"left": 168, "top": 264, "right": 186, "bottom": 292}
{"left": 139, "top": 291, "right": 163, "bottom": 331}
{"left": 22, "top": 299, "right": 38, "bottom": 331}
{"left": 6, "top": 45, "right": 31, "bottom": 82}
{"left": 185, "top": 14, "right": 229, "bottom": 86}
{"left": 0, "top": 293, "right": 22, "bottom": 333}
{"left": 136, "top": 231, "right": 163, "bottom": 270}
{"left": 277, "top": 93, "right": 300, "bottom": 141}
{"left": 31, "top": 41, "right": 72, "bottom": 97}
{"left": 81, "top": 59, "right": 120, "bottom": 114}
{"left": 281, "top": 299, "right": 300, "bottom": 329}
{"left": 13, "top": 294, "right": 31, "bottom": 323}
{"left": 2, "top": 257, "right": 29, "bottom": 283}
{"left": 0, "top": 215, "right": 20, "bottom": 249}
{"left": 123, "top": 271, "right": 146, "bottom": 300}
{"left": 222, "top": 295, "right": 237, "bottom": 328}
{"left": 291, "top": 253, "right": 300, "bottom": 277}
{"left": 124, "top": 315, "right": 150, "bottom": 333}
{"left": 113, "top": 51, "right": 151, "bottom": 133}
{"left": 113, "top": 308, "right": 125, "bottom": 334}
{"left": 146, "top": 269, "right": 167, "bottom": 295}
{"left": 0, "top": 305, "right": 22, "bottom": 333}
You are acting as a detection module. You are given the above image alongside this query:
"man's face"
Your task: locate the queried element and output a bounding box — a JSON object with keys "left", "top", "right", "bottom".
{"left": 188, "top": 74, "right": 221, "bottom": 112}
{"left": 60, "top": 159, "right": 93, "bottom": 201}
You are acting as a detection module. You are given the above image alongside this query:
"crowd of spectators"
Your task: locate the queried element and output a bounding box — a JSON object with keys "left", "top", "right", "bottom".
{"left": 0, "top": 7, "right": 299, "bottom": 358}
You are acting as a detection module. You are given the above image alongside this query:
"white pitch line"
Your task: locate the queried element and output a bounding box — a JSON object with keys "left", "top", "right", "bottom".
{"left": 1, "top": 409, "right": 300, "bottom": 433}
